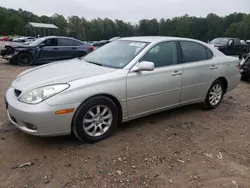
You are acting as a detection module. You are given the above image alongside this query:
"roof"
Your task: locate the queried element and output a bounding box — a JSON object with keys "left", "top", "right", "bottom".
{"left": 42, "top": 36, "right": 75, "bottom": 40}
{"left": 119, "top": 36, "right": 202, "bottom": 43}
{"left": 25, "top": 22, "right": 58, "bottom": 29}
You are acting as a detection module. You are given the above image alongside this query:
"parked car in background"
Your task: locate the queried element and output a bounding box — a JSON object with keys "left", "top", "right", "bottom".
{"left": 5, "top": 36, "right": 240, "bottom": 143}
{"left": 239, "top": 54, "right": 250, "bottom": 81}
{"left": 88, "top": 40, "right": 108, "bottom": 50}
{"left": 209, "top": 37, "right": 249, "bottom": 59}
{"left": 1, "top": 36, "right": 94, "bottom": 66}
{"left": 108, "top": 37, "right": 120, "bottom": 42}
{"left": 12, "top": 36, "right": 35, "bottom": 43}
{"left": 0, "top": 36, "right": 9, "bottom": 41}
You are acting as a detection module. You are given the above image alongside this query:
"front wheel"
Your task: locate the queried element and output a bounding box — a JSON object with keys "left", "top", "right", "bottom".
{"left": 72, "top": 96, "right": 118, "bottom": 143}
{"left": 16, "top": 53, "right": 34, "bottom": 66}
{"left": 204, "top": 80, "right": 224, "bottom": 110}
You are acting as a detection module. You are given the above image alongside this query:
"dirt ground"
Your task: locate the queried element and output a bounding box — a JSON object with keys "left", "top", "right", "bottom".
{"left": 0, "top": 58, "right": 250, "bottom": 188}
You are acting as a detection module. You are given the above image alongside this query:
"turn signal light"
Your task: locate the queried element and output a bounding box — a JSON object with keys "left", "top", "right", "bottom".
{"left": 55, "top": 108, "right": 74, "bottom": 115}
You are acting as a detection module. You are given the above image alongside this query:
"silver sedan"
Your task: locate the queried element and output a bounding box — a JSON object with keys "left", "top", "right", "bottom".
{"left": 5, "top": 36, "right": 241, "bottom": 142}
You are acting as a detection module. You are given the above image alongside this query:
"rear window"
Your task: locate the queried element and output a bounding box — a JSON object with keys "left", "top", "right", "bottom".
{"left": 210, "top": 38, "right": 229, "bottom": 45}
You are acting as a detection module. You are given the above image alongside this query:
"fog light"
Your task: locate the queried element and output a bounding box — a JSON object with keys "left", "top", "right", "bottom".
{"left": 25, "top": 123, "right": 37, "bottom": 130}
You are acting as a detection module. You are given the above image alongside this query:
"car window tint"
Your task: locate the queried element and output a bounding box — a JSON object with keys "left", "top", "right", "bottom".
{"left": 140, "top": 41, "right": 177, "bottom": 67}
{"left": 180, "top": 41, "right": 208, "bottom": 63}
{"left": 234, "top": 39, "right": 241, "bottom": 45}
{"left": 206, "top": 48, "right": 213, "bottom": 59}
{"left": 58, "top": 38, "right": 75, "bottom": 46}
{"left": 74, "top": 40, "right": 83, "bottom": 46}
{"left": 43, "top": 39, "right": 57, "bottom": 46}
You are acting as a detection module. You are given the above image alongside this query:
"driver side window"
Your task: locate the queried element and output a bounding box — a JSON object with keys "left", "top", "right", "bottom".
{"left": 42, "top": 39, "right": 58, "bottom": 46}
{"left": 140, "top": 41, "right": 177, "bottom": 67}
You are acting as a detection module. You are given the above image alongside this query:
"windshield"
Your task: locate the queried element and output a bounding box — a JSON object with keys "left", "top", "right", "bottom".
{"left": 28, "top": 38, "right": 45, "bottom": 46}
{"left": 210, "top": 38, "right": 229, "bottom": 45}
{"left": 83, "top": 40, "right": 149, "bottom": 69}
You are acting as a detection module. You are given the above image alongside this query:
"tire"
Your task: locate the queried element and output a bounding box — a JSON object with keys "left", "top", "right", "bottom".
{"left": 203, "top": 80, "right": 225, "bottom": 110}
{"left": 72, "top": 96, "right": 118, "bottom": 143}
{"left": 17, "top": 53, "right": 34, "bottom": 66}
{"left": 241, "top": 74, "right": 249, "bottom": 81}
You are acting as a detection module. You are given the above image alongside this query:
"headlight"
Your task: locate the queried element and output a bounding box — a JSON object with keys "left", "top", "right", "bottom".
{"left": 19, "top": 84, "right": 70, "bottom": 104}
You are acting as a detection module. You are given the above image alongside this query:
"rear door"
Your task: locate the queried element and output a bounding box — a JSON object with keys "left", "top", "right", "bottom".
{"left": 179, "top": 41, "right": 219, "bottom": 104}
{"left": 57, "top": 38, "right": 78, "bottom": 59}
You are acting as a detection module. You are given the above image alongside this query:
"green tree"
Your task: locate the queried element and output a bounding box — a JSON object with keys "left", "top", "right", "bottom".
{"left": 0, "top": 6, "right": 249, "bottom": 41}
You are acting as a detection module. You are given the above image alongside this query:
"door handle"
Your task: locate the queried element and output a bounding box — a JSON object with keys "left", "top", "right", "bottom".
{"left": 53, "top": 48, "right": 59, "bottom": 50}
{"left": 210, "top": 65, "right": 218, "bottom": 70}
{"left": 172, "top": 71, "right": 182, "bottom": 76}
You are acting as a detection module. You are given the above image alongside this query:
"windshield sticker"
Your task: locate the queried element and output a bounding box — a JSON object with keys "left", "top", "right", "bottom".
{"left": 129, "top": 42, "right": 146, "bottom": 47}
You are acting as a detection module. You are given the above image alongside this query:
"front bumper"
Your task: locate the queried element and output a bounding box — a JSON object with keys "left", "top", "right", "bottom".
{"left": 5, "top": 87, "right": 79, "bottom": 136}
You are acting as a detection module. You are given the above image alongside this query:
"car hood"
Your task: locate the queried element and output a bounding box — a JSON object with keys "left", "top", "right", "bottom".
{"left": 5, "top": 44, "right": 30, "bottom": 48}
{"left": 12, "top": 58, "right": 115, "bottom": 92}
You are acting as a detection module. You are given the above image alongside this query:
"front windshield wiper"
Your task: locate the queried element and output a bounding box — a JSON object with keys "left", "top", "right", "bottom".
{"left": 84, "top": 60, "right": 103, "bottom": 66}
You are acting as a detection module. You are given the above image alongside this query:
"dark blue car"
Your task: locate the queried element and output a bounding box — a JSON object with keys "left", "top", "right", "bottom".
{"left": 1, "top": 36, "right": 94, "bottom": 66}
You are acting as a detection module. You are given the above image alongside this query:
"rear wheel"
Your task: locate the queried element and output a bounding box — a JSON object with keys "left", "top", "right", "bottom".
{"left": 17, "top": 53, "right": 34, "bottom": 66}
{"left": 72, "top": 96, "right": 118, "bottom": 143}
{"left": 204, "top": 80, "right": 224, "bottom": 110}
{"left": 241, "top": 73, "right": 249, "bottom": 81}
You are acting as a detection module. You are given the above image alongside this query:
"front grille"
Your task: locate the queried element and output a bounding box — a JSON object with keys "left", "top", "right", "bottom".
{"left": 14, "top": 89, "right": 22, "bottom": 97}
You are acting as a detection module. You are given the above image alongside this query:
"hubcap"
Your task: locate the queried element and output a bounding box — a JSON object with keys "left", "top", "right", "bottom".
{"left": 20, "top": 56, "right": 30, "bottom": 65}
{"left": 83, "top": 105, "right": 113, "bottom": 137}
{"left": 209, "top": 84, "right": 223, "bottom": 106}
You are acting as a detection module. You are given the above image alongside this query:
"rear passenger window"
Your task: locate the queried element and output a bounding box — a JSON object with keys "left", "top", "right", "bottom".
{"left": 74, "top": 40, "right": 83, "bottom": 46}
{"left": 58, "top": 38, "right": 75, "bottom": 46}
{"left": 180, "top": 41, "right": 208, "bottom": 63}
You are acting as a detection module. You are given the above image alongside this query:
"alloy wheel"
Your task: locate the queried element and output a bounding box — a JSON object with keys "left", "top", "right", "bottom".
{"left": 209, "top": 84, "right": 223, "bottom": 106}
{"left": 83, "top": 105, "right": 113, "bottom": 137}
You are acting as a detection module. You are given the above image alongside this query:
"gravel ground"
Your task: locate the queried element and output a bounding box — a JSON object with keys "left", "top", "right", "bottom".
{"left": 0, "top": 58, "right": 250, "bottom": 188}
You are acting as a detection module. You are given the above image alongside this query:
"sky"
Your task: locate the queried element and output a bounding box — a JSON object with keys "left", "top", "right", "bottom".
{"left": 0, "top": 0, "right": 250, "bottom": 22}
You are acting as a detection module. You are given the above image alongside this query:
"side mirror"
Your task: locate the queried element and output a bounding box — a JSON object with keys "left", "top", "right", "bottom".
{"left": 132, "top": 61, "right": 155, "bottom": 72}
{"left": 40, "top": 43, "right": 45, "bottom": 48}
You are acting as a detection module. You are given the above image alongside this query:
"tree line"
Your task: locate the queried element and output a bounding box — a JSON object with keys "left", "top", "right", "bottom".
{"left": 0, "top": 6, "right": 249, "bottom": 41}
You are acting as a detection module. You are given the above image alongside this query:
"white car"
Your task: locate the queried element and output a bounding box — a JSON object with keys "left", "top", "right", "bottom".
{"left": 5, "top": 36, "right": 241, "bottom": 143}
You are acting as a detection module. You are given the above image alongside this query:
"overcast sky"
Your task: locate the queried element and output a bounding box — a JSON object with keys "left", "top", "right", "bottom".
{"left": 0, "top": 0, "right": 249, "bottom": 22}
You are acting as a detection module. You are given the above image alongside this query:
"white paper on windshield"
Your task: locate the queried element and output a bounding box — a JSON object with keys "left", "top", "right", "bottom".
{"left": 129, "top": 42, "right": 146, "bottom": 47}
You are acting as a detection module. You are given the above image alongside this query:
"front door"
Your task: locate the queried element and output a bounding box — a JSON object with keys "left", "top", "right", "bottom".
{"left": 37, "top": 38, "right": 60, "bottom": 62}
{"left": 126, "top": 41, "right": 183, "bottom": 117}
{"left": 227, "top": 39, "right": 237, "bottom": 56}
